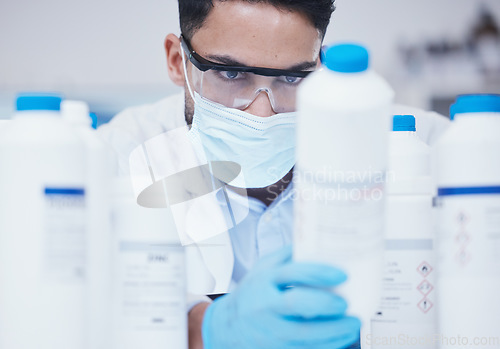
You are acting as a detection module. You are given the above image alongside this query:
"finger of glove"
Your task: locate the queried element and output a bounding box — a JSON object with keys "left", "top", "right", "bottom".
{"left": 300, "top": 331, "right": 361, "bottom": 349}
{"left": 254, "top": 245, "right": 292, "bottom": 271}
{"left": 273, "top": 262, "right": 347, "bottom": 289}
{"left": 272, "top": 286, "right": 347, "bottom": 318}
{"left": 291, "top": 333, "right": 360, "bottom": 349}
{"left": 273, "top": 315, "right": 361, "bottom": 344}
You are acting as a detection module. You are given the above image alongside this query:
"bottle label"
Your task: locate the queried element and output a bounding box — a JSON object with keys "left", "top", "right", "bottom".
{"left": 436, "top": 188, "right": 500, "bottom": 276}
{"left": 374, "top": 239, "right": 436, "bottom": 324}
{"left": 294, "top": 175, "right": 386, "bottom": 263}
{"left": 293, "top": 173, "right": 386, "bottom": 325}
{"left": 44, "top": 187, "right": 86, "bottom": 282}
{"left": 115, "top": 241, "right": 186, "bottom": 333}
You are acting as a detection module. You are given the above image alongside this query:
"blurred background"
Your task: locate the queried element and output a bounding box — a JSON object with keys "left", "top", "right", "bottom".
{"left": 1, "top": 0, "right": 500, "bottom": 125}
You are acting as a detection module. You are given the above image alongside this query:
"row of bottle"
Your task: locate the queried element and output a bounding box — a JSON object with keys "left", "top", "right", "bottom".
{"left": 1, "top": 53, "right": 499, "bottom": 349}
{"left": 293, "top": 43, "right": 500, "bottom": 348}
{"left": 0, "top": 94, "right": 187, "bottom": 349}
{"left": 372, "top": 98, "right": 500, "bottom": 349}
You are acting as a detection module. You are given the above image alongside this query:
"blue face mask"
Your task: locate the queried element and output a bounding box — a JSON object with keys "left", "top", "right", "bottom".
{"left": 187, "top": 91, "right": 296, "bottom": 189}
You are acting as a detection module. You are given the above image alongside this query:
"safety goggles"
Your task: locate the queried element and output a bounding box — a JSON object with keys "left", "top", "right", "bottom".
{"left": 180, "top": 35, "right": 316, "bottom": 113}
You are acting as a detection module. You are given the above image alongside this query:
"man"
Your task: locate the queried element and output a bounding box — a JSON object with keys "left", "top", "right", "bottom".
{"left": 98, "top": 1, "right": 449, "bottom": 348}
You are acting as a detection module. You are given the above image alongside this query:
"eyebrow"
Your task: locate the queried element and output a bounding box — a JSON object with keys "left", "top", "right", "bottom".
{"left": 206, "top": 54, "right": 317, "bottom": 72}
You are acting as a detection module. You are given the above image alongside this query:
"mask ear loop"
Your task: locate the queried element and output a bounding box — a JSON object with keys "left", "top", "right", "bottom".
{"left": 181, "top": 39, "right": 240, "bottom": 227}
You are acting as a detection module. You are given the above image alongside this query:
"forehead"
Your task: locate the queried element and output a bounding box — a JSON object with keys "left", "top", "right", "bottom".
{"left": 189, "top": 1, "right": 322, "bottom": 69}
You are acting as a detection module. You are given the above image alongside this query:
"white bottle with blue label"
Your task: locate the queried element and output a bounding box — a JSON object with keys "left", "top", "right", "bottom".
{"left": 294, "top": 43, "right": 394, "bottom": 347}
{"left": 62, "top": 100, "right": 114, "bottom": 349}
{"left": 434, "top": 95, "right": 500, "bottom": 348}
{"left": 0, "top": 93, "right": 88, "bottom": 349}
{"left": 371, "top": 115, "right": 436, "bottom": 349}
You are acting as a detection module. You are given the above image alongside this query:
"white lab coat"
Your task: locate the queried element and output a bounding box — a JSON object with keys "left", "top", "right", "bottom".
{"left": 97, "top": 92, "right": 451, "bottom": 301}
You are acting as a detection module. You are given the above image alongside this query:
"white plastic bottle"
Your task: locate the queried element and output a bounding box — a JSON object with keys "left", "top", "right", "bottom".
{"left": 0, "top": 120, "right": 9, "bottom": 128}
{"left": 61, "top": 100, "right": 114, "bottom": 349}
{"left": 111, "top": 177, "right": 187, "bottom": 349}
{"left": 371, "top": 115, "right": 436, "bottom": 349}
{"left": 0, "top": 120, "right": 10, "bottom": 140}
{"left": 0, "top": 93, "right": 88, "bottom": 349}
{"left": 434, "top": 95, "right": 500, "bottom": 348}
{"left": 294, "top": 43, "right": 394, "bottom": 345}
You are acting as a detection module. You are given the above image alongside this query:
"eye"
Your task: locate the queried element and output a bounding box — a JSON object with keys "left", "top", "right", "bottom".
{"left": 214, "top": 70, "right": 247, "bottom": 83}
{"left": 223, "top": 71, "right": 239, "bottom": 79}
{"left": 281, "top": 75, "right": 303, "bottom": 85}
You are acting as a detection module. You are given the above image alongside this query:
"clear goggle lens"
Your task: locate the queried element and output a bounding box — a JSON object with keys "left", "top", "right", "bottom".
{"left": 190, "top": 68, "right": 302, "bottom": 113}
{"left": 180, "top": 35, "right": 315, "bottom": 113}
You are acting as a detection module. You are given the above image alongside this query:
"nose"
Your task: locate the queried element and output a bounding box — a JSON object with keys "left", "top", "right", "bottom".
{"left": 243, "top": 90, "right": 275, "bottom": 117}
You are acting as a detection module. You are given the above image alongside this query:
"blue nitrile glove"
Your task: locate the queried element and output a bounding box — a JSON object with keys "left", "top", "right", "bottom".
{"left": 202, "top": 246, "right": 361, "bottom": 349}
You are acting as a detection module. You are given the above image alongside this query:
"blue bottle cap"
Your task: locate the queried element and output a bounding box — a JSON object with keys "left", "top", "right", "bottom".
{"left": 393, "top": 114, "right": 416, "bottom": 132}
{"left": 16, "top": 92, "right": 63, "bottom": 111}
{"left": 89, "top": 112, "right": 98, "bottom": 129}
{"left": 324, "top": 43, "right": 369, "bottom": 73}
{"left": 450, "top": 94, "right": 500, "bottom": 120}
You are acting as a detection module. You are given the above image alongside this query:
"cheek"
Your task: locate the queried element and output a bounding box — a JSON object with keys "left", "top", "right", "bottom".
{"left": 184, "top": 89, "right": 195, "bottom": 126}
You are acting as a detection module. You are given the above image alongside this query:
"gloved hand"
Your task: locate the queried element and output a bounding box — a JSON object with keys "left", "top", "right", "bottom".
{"left": 202, "top": 246, "right": 361, "bottom": 349}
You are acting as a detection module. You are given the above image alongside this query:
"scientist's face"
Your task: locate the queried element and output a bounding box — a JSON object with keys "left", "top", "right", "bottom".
{"left": 165, "top": 1, "right": 323, "bottom": 124}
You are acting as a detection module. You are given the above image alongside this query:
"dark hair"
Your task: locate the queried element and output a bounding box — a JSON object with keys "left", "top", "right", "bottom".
{"left": 178, "top": 0, "right": 335, "bottom": 41}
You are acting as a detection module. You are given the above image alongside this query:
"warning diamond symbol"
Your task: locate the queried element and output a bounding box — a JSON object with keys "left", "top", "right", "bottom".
{"left": 455, "top": 232, "right": 470, "bottom": 245}
{"left": 418, "top": 298, "right": 433, "bottom": 313}
{"left": 456, "top": 249, "right": 471, "bottom": 266}
{"left": 417, "top": 279, "right": 434, "bottom": 296}
{"left": 417, "top": 261, "right": 433, "bottom": 277}
{"left": 457, "top": 211, "right": 469, "bottom": 225}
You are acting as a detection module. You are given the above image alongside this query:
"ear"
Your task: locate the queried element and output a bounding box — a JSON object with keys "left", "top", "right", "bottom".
{"left": 164, "top": 33, "right": 185, "bottom": 87}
